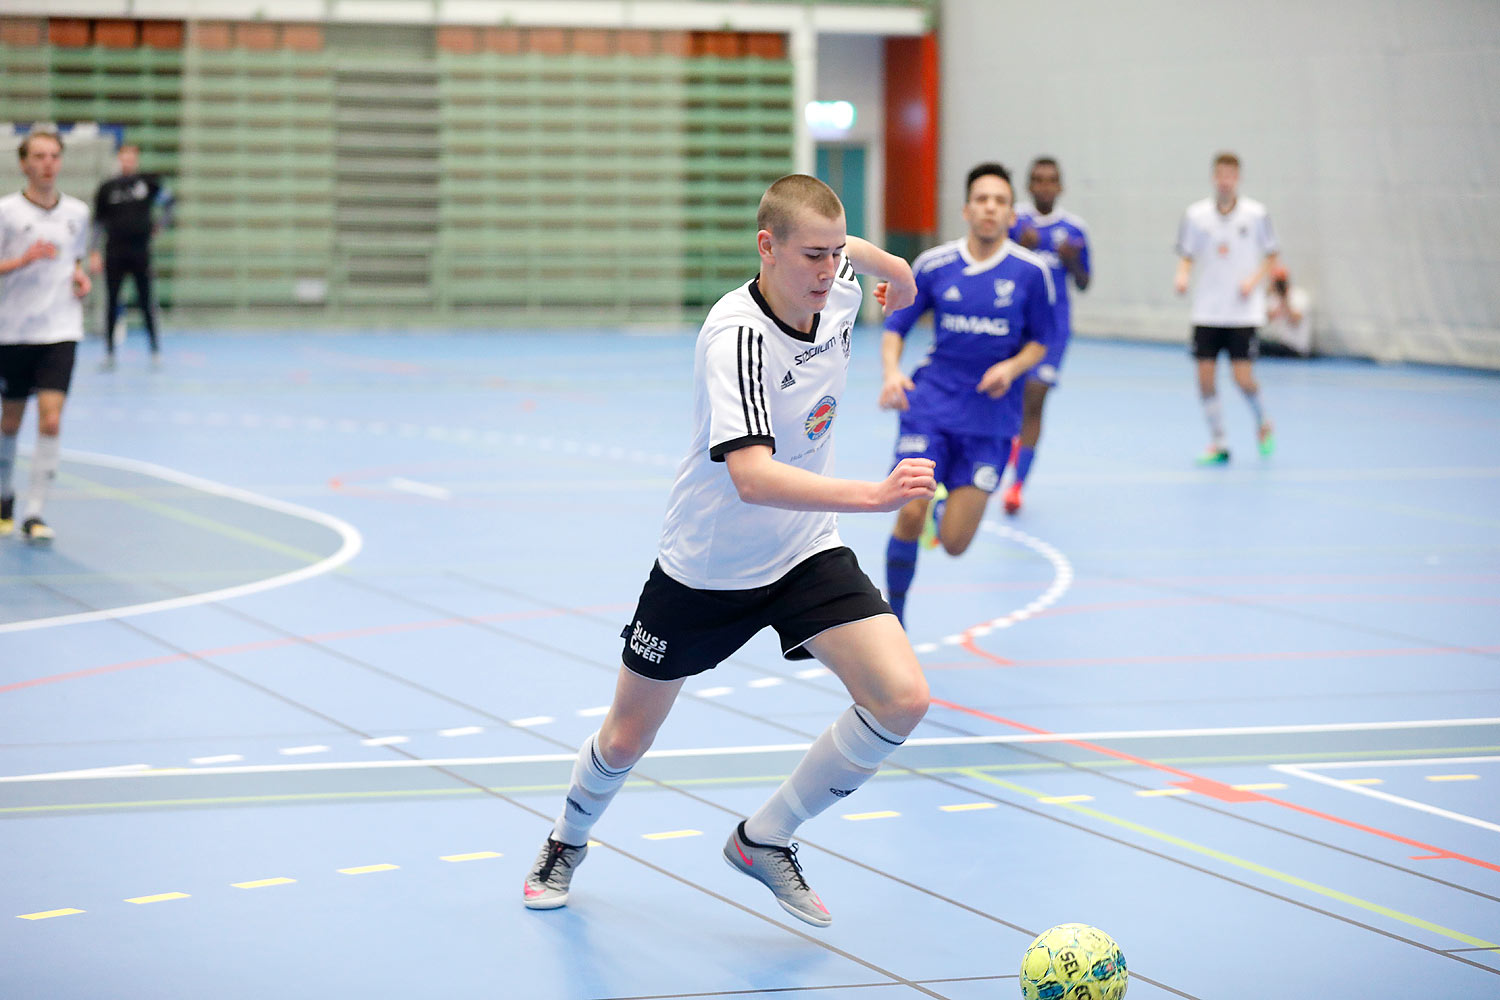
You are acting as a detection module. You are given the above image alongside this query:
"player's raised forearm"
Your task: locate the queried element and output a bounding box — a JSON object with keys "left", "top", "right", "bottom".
{"left": 726, "top": 446, "right": 933, "bottom": 513}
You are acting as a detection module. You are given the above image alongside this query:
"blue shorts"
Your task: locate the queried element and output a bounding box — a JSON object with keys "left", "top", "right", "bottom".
{"left": 1026, "top": 326, "right": 1070, "bottom": 387}
{"left": 892, "top": 418, "right": 1006, "bottom": 493}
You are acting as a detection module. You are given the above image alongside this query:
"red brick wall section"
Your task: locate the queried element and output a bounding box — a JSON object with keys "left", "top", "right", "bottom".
{"left": 483, "top": 27, "right": 522, "bottom": 54}
{"left": 744, "top": 33, "right": 786, "bottom": 60}
{"left": 48, "top": 18, "right": 91, "bottom": 47}
{"left": 235, "top": 23, "right": 277, "bottom": 51}
{"left": 283, "top": 24, "right": 322, "bottom": 52}
{"left": 141, "top": 21, "right": 184, "bottom": 50}
{"left": 527, "top": 27, "right": 567, "bottom": 56}
{"left": 94, "top": 19, "right": 139, "bottom": 49}
{"left": 192, "top": 22, "right": 232, "bottom": 51}
{"left": 617, "top": 30, "right": 656, "bottom": 57}
{"left": 2, "top": 18, "right": 45, "bottom": 47}
{"left": 437, "top": 25, "right": 478, "bottom": 55}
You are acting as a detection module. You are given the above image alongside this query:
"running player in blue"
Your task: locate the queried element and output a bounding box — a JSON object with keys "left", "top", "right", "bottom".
{"left": 1001, "top": 157, "right": 1090, "bottom": 514}
{"left": 879, "top": 162, "right": 1055, "bottom": 625}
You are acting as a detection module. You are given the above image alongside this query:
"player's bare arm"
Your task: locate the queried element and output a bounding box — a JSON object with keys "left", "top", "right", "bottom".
{"left": 878, "top": 331, "right": 915, "bottom": 411}
{"left": 72, "top": 261, "right": 91, "bottom": 298}
{"left": 1174, "top": 256, "right": 1193, "bottom": 295}
{"left": 845, "top": 235, "right": 916, "bottom": 313}
{"left": 1239, "top": 251, "right": 1280, "bottom": 298}
{"left": 725, "top": 444, "right": 935, "bottom": 513}
{"left": 0, "top": 238, "right": 58, "bottom": 275}
{"left": 977, "top": 340, "right": 1047, "bottom": 399}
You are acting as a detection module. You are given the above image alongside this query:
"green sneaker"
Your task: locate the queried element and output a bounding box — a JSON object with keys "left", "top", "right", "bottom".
{"left": 1258, "top": 423, "right": 1276, "bottom": 457}
{"left": 1196, "top": 446, "right": 1230, "bottom": 466}
{"left": 919, "top": 483, "right": 947, "bottom": 549}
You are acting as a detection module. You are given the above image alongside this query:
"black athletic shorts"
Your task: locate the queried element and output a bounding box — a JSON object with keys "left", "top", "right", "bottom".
{"left": 619, "top": 546, "right": 893, "bottom": 681}
{"left": 1192, "top": 326, "right": 1258, "bottom": 361}
{"left": 0, "top": 341, "right": 78, "bottom": 400}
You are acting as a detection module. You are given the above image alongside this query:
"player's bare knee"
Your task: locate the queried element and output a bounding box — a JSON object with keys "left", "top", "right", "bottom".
{"left": 894, "top": 504, "right": 926, "bottom": 541}
{"left": 37, "top": 421, "right": 62, "bottom": 438}
{"left": 595, "top": 726, "right": 649, "bottom": 770}
{"left": 940, "top": 534, "right": 972, "bottom": 557}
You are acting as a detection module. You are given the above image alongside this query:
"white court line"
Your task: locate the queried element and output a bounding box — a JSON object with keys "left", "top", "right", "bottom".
{"left": 1273, "top": 758, "right": 1500, "bottom": 835}
{"left": 915, "top": 519, "right": 1074, "bottom": 653}
{"left": 4, "top": 718, "right": 1496, "bottom": 783}
{"left": 0, "top": 450, "right": 364, "bottom": 634}
{"left": 387, "top": 477, "right": 452, "bottom": 500}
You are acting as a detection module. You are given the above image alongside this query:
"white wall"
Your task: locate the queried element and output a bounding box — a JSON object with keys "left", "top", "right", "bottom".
{"left": 939, "top": 0, "right": 1500, "bottom": 368}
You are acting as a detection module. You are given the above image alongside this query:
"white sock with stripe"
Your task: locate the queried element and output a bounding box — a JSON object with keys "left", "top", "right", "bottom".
{"left": 743, "top": 704, "right": 904, "bottom": 847}
{"left": 551, "top": 732, "right": 632, "bottom": 848}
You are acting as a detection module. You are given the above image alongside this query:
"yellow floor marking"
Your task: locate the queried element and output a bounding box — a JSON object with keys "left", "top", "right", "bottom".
{"left": 17, "top": 908, "right": 84, "bottom": 920}
{"left": 231, "top": 878, "right": 296, "bottom": 889}
{"left": 338, "top": 864, "right": 398, "bottom": 875}
{"left": 440, "top": 852, "right": 503, "bottom": 862}
{"left": 1344, "top": 778, "right": 1383, "bottom": 785}
{"left": 1426, "top": 774, "right": 1480, "bottom": 782}
{"left": 642, "top": 829, "right": 702, "bottom": 840}
{"left": 940, "top": 802, "right": 998, "bottom": 812}
{"left": 1136, "top": 788, "right": 1190, "bottom": 797}
{"left": 1039, "top": 794, "right": 1094, "bottom": 804}
{"left": 962, "top": 767, "right": 1500, "bottom": 952}
{"left": 1232, "top": 783, "right": 1287, "bottom": 791}
{"left": 125, "top": 892, "right": 189, "bottom": 904}
{"left": 842, "top": 810, "right": 900, "bottom": 821}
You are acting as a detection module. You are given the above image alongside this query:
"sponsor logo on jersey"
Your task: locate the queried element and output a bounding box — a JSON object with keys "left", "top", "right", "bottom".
{"left": 940, "top": 313, "right": 1011, "bottom": 336}
{"left": 804, "top": 395, "right": 837, "bottom": 440}
{"left": 793, "top": 338, "right": 835, "bottom": 366}
{"left": 897, "top": 433, "right": 929, "bottom": 454}
{"left": 993, "top": 279, "right": 1015, "bottom": 307}
{"left": 780, "top": 369, "right": 796, "bottom": 390}
{"left": 942, "top": 285, "right": 963, "bottom": 302}
{"left": 628, "top": 621, "right": 668, "bottom": 665}
{"left": 972, "top": 462, "right": 1000, "bottom": 492}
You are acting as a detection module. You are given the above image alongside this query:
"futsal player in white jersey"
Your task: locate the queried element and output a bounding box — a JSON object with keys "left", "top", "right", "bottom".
{"left": 1174, "top": 151, "right": 1280, "bottom": 463}
{"left": 0, "top": 128, "right": 92, "bottom": 543}
{"left": 523, "top": 175, "right": 935, "bottom": 928}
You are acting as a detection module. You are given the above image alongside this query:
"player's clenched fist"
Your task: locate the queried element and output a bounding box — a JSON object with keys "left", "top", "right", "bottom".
{"left": 874, "top": 457, "right": 936, "bottom": 511}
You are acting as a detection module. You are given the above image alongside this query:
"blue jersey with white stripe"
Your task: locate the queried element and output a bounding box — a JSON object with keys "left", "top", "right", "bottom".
{"left": 884, "top": 239, "right": 1056, "bottom": 437}
{"left": 1009, "top": 204, "right": 1089, "bottom": 339}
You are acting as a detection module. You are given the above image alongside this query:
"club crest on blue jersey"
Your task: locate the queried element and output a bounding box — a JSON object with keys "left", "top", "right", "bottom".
{"left": 993, "top": 279, "right": 1014, "bottom": 307}
{"left": 804, "top": 395, "right": 837, "bottom": 440}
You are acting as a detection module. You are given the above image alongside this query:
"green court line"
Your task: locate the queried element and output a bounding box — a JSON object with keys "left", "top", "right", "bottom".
{"left": 61, "top": 472, "right": 328, "bottom": 564}
{"left": 962, "top": 767, "right": 1500, "bottom": 952}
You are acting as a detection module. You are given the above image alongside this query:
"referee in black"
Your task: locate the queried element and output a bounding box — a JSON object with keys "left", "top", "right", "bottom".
{"left": 90, "top": 143, "right": 172, "bottom": 370}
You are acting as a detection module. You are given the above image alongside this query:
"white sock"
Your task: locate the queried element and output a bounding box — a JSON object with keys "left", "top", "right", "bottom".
{"left": 1201, "top": 394, "right": 1226, "bottom": 448}
{"left": 1241, "top": 388, "right": 1266, "bottom": 428}
{"left": 744, "top": 705, "right": 905, "bottom": 847}
{"left": 22, "top": 434, "right": 60, "bottom": 520}
{"left": 551, "top": 732, "right": 632, "bottom": 847}
{"left": 0, "top": 432, "right": 16, "bottom": 498}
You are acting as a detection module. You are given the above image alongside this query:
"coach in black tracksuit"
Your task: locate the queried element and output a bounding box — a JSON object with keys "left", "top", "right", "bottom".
{"left": 91, "top": 143, "right": 172, "bottom": 366}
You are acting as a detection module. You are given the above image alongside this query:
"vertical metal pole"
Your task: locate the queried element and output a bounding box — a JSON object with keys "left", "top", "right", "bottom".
{"left": 790, "top": 13, "right": 815, "bottom": 175}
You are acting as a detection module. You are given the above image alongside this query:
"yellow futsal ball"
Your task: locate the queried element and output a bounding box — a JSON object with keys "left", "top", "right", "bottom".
{"left": 1018, "top": 923, "right": 1128, "bottom": 1000}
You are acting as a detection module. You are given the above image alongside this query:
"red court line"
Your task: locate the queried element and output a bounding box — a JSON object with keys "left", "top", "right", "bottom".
{"left": 0, "top": 603, "right": 632, "bottom": 695}
{"left": 931, "top": 696, "right": 1500, "bottom": 873}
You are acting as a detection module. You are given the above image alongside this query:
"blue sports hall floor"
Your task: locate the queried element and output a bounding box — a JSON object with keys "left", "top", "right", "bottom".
{"left": 2, "top": 326, "right": 1497, "bottom": 999}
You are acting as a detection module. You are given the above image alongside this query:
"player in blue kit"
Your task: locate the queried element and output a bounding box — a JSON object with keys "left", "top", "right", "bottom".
{"left": 1003, "top": 157, "right": 1090, "bottom": 514}
{"left": 879, "top": 162, "right": 1055, "bottom": 624}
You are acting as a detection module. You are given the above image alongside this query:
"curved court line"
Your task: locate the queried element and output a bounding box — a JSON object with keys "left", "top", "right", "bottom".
{"left": 911, "top": 519, "right": 1074, "bottom": 657}
{"left": 0, "top": 450, "right": 363, "bottom": 635}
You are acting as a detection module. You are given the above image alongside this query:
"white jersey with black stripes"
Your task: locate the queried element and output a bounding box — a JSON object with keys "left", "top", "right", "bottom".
{"left": 657, "top": 260, "right": 864, "bottom": 590}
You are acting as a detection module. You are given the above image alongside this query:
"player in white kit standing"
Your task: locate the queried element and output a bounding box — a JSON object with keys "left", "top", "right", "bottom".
{"left": 0, "top": 128, "right": 92, "bottom": 543}
{"left": 522, "top": 174, "right": 935, "bottom": 927}
{"left": 1174, "top": 151, "right": 1281, "bottom": 464}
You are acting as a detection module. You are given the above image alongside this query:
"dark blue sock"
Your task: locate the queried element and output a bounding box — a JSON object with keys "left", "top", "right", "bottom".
{"left": 1015, "top": 446, "right": 1036, "bottom": 485}
{"left": 886, "top": 536, "right": 919, "bottom": 623}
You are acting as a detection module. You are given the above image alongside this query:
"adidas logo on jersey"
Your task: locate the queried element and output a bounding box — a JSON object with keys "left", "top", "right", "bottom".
{"left": 942, "top": 285, "right": 963, "bottom": 301}
{"left": 780, "top": 370, "right": 796, "bottom": 389}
